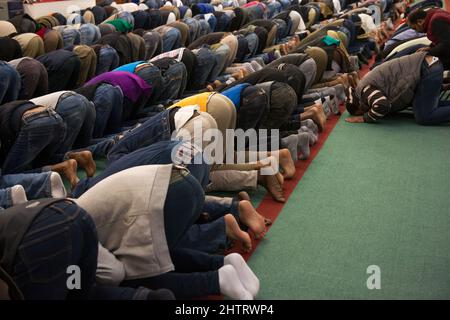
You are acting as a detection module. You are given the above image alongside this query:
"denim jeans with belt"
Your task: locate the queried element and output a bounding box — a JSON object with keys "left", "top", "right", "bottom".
{"left": 0, "top": 61, "right": 21, "bottom": 105}
{"left": 1, "top": 109, "right": 66, "bottom": 174}
{"left": 413, "top": 60, "right": 450, "bottom": 125}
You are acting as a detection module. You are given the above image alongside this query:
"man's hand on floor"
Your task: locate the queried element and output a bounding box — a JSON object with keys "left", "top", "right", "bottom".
{"left": 345, "top": 116, "right": 365, "bottom": 123}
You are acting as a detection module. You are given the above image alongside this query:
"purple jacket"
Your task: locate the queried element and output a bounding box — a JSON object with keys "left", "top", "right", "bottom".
{"left": 85, "top": 71, "right": 151, "bottom": 103}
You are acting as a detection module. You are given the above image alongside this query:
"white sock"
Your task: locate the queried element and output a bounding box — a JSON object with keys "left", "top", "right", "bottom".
{"left": 224, "top": 253, "right": 260, "bottom": 298}
{"left": 218, "top": 265, "right": 253, "bottom": 300}
{"left": 250, "top": 60, "right": 263, "bottom": 71}
{"left": 281, "top": 135, "right": 298, "bottom": 161}
{"left": 297, "top": 132, "right": 311, "bottom": 160}
{"left": 10, "top": 185, "right": 27, "bottom": 205}
{"left": 50, "top": 172, "right": 67, "bottom": 198}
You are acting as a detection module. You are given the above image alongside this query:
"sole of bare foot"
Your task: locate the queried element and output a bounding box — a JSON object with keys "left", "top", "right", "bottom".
{"left": 238, "top": 200, "right": 266, "bottom": 239}
{"left": 224, "top": 214, "right": 252, "bottom": 253}
{"left": 236, "top": 192, "right": 272, "bottom": 226}
{"left": 278, "top": 149, "right": 296, "bottom": 179}
{"left": 237, "top": 191, "right": 251, "bottom": 201}
{"left": 52, "top": 159, "right": 79, "bottom": 190}
{"left": 259, "top": 174, "right": 285, "bottom": 203}
{"left": 68, "top": 151, "right": 96, "bottom": 178}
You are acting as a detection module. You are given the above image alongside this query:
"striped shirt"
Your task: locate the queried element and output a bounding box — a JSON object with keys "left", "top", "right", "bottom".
{"left": 361, "top": 86, "right": 391, "bottom": 123}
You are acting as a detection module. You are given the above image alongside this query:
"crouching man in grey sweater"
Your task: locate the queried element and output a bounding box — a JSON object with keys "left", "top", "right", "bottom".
{"left": 345, "top": 52, "right": 450, "bottom": 125}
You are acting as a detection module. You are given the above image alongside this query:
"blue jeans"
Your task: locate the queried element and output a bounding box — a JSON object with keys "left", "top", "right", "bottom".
{"left": 266, "top": 2, "right": 282, "bottom": 19}
{"left": 74, "top": 140, "right": 211, "bottom": 197}
{"left": 413, "top": 61, "right": 450, "bottom": 125}
{"left": 278, "top": 0, "right": 291, "bottom": 10}
{"left": 0, "top": 172, "right": 54, "bottom": 206}
{"left": 92, "top": 84, "right": 124, "bottom": 138}
{"left": 180, "top": 195, "right": 240, "bottom": 254}
{"left": 95, "top": 45, "right": 120, "bottom": 75}
{"left": 142, "top": 31, "right": 163, "bottom": 59}
{"left": 192, "top": 47, "right": 216, "bottom": 89}
{"left": 80, "top": 23, "right": 100, "bottom": 46}
{"left": 159, "top": 61, "right": 187, "bottom": 101}
{"left": 1, "top": 109, "right": 66, "bottom": 174}
{"left": 162, "top": 28, "right": 182, "bottom": 52}
{"left": 0, "top": 188, "right": 12, "bottom": 210}
{"left": 135, "top": 65, "right": 163, "bottom": 104}
{"left": 61, "top": 28, "right": 81, "bottom": 47}
{"left": 55, "top": 93, "right": 96, "bottom": 159}
{"left": 206, "top": 14, "right": 217, "bottom": 32}
{"left": 209, "top": 45, "right": 230, "bottom": 82}
{"left": 197, "top": 19, "right": 211, "bottom": 38}
{"left": 106, "top": 109, "right": 172, "bottom": 164}
{"left": 244, "top": 33, "right": 259, "bottom": 60}
{"left": 11, "top": 200, "right": 98, "bottom": 299}
{"left": 0, "top": 61, "right": 21, "bottom": 105}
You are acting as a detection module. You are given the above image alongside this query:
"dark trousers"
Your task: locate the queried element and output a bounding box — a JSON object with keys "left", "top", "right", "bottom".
{"left": 11, "top": 201, "right": 98, "bottom": 299}
{"left": 413, "top": 60, "right": 450, "bottom": 125}
{"left": 9, "top": 200, "right": 149, "bottom": 300}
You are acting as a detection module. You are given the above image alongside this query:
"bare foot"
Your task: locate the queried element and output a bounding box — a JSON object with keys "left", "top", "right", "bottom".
{"left": 232, "top": 70, "right": 245, "bottom": 80}
{"left": 238, "top": 200, "right": 266, "bottom": 239}
{"left": 258, "top": 173, "right": 285, "bottom": 203}
{"left": 280, "top": 43, "right": 289, "bottom": 55}
{"left": 224, "top": 214, "right": 252, "bottom": 253}
{"left": 278, "top": 149, "right": 296, "bottom": 179}
{"left": 50, "top": 159, "right": 79, "bottom": 190}
{"left": 276, "top": 172, "right": 284, "bottom": 186}
{"left": 311, "top": 105, "right": 327, "bottom": 132}
{"left": 237, "top": 191, "right": 251, "bottom": 201}
{"left": 68, "top": 151, "right": 96, "bottom": 177}
{"left": 236, "top": 192, "right": 272, "bottom": 226}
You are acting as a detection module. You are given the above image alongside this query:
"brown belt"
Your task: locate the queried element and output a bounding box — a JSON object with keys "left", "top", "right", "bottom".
{"left": 22, "top": 106, "right": 48, "bottom": 120}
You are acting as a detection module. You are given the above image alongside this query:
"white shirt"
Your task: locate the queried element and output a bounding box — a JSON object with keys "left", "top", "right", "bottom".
{"left": 30, "top": 91, "right": 72, "bottom": 109}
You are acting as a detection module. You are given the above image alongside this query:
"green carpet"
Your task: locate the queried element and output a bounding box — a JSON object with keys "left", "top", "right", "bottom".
{"left": 248, "top": 112, "right": 450, "bottom": 299}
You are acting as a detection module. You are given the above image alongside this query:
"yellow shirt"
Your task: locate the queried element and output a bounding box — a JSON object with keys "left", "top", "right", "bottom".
{"left": 169, "top": 92, "right": 214, "bottom": 112}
